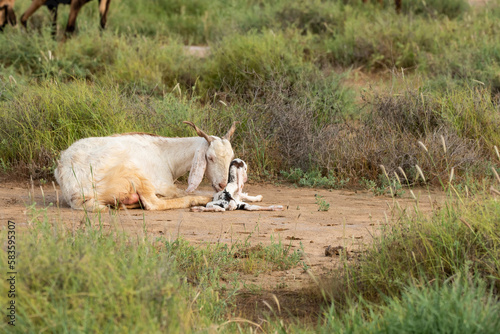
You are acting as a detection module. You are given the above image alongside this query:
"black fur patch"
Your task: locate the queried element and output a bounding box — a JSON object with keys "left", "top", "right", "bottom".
{"left": 230, "top": 160, "right": 245, "bottom": 169}
{"left": 221, "top": 190, "right": 233, "bottom": 202}
{"left": 227, "top": 167, "right": 236, "bottom": 184}
{"left": 45, "top": 0, "right": 72, "bottom": 7}
{"left": 214, "top": 201, "right": 229, "bottom": 209}
{"left": 236, "top": 203, "right": 249, "bottom": 210}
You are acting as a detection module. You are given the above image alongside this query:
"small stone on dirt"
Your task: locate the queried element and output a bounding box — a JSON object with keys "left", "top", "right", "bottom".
{"left": 325, "top": 245, "right": 345, "bottom": 257}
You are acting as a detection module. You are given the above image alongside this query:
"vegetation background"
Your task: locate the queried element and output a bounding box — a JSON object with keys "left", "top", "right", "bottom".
{"left": 0, "top": 0, "right": 500, "bottom": 332}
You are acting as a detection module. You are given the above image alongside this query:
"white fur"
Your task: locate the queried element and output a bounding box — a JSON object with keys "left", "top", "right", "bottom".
{"left": 54, "top": 123, "right": 236, "bottom": 211}
{"left": 191, "top": 159, "right": 283, "bottom": 212}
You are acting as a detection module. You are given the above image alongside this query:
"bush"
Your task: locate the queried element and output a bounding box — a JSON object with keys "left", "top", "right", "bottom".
{"left": 324, "top": 279, "right": 500, "bottom": 334}
{"left": 0, "top": 221, "right": 210, "bottom": 332}
{"left": 0, "top": 30, "right": 198, "bottom": 95}
{"left": 0, "top": 80, "right": 204, "bottom": 178}
{"left": 219, "top": 69, "right": 355, "bottom": 175}
{"left": 201, "top": 30, "right": 309, "bottom": 96}
{"left": 309, "top": 86, "right": 491, "bottom": 185}
{"left": 402, "top": 0, "right": 469, "bottom": 19}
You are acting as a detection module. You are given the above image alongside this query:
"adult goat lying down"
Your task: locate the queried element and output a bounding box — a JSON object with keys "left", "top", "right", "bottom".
{"left": 54, "top": 121, "right": 237, "bottom": 211}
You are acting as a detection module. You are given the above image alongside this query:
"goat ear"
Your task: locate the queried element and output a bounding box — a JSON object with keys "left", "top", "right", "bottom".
{"left": 186, "top": 145, "right": 207, "bottom": 193}
{"left": 183, "top": 121, "right": 213, "bottom": 143}
{"left": 7, "top": 7, "right": 16, "bottom": 26}
{"left": 223, "top": 122, "right": 238, "bottom": 141}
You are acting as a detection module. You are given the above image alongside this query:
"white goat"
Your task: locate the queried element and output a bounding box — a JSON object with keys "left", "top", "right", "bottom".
{"left": 54, "top": 121, "right": 236, "bottom": 211}
{"left": 191, "top": 158, "right": 283, "bottom": 212}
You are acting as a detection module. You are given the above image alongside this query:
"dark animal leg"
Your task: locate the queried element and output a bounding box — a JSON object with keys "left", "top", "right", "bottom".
{"left": 98, "top": 0, "right": 111, "bottom": 30}
{"left": 65, "top": 0, "right": 84, "bottom": 35}
{"left": 21, "top": 0, "right": 47, "bottom": 28}
{"left": 395, "top": 0, "right": 402, "bottom": 13}
{"left": 7, "top": 6, "right": 16, "bottom": 26}
{"left": 0, "top": 6, "right": 7, "bottom": 31}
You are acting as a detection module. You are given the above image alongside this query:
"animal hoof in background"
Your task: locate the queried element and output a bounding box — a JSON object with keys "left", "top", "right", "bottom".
{"left": 255, "top": 195, "right": 263, "bottom": 202}
{"left": 190, "top": 206, "right": 204, "bottom": 212}
{"left": 271, "top": 205, "right": 284, "bottom": 211}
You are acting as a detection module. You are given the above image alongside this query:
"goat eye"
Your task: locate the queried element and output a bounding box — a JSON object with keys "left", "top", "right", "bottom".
{"left": 208, "top": 156, "right": 215, "bottom": 162}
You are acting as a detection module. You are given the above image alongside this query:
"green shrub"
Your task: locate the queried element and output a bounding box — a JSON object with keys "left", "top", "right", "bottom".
{"left": 0, "top": 221, "right": 212, "bottom": 332}
{"left": 281, "top": 168, "right": 349, "bottom": 189}
{"left": 0, "top": 30, "right": 197, "bottom": 94}
{"left": 402, "top": 0, "right": 469, "bottom": 19}
{"left": 201, "top": 30, "right": 308, "bottom": 96}
{"left": 324, "top": 279, "right": 500, "bottom": 334}
{"left": 0, "top": 80, "right": 202, "bottom": 178}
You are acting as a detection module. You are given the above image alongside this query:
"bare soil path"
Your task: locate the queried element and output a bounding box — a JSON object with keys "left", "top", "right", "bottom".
{"left": 0, "top": 181, "right": 441, "bottom": 289}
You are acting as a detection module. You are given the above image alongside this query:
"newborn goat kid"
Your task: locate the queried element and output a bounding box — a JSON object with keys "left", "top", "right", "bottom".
{"left": 191, "top": 159, "right": 283, "bottom": 212}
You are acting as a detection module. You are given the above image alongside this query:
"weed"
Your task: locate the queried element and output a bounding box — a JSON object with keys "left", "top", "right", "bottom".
{"left": 315, "top": 194, "right": 330, "bottom": 211}
{"left": 323, "top": 278, "right": 500, "bottom": 334}
{"left": 360, "top": 177, "right": 385, "bottom": 196}
{"left": 281, "top": 168, "right": 349, "bottom": 189}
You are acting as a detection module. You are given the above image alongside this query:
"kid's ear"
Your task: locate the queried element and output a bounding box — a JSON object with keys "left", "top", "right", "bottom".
{"left": 236, "top": 167, "right": 245, "bottom": 191}
{"left": 186, "top": 145, "right": 207, "bottom": 193}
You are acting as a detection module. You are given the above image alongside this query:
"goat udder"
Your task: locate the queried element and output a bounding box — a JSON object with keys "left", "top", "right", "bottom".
{"left": 120, "top": 193, "right": 139, "bottom": 205}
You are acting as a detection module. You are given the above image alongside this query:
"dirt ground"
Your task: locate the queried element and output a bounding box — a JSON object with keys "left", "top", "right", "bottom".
{"left": 0, "top": 181, "right": 441, "bottom": 290}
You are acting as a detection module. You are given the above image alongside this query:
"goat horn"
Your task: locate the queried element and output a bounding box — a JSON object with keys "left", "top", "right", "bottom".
{"left": 223, "top": 121, "right": 239, "bottom": 141}
{"left": 183, "top": 121, "right": 213, "bottom": 143}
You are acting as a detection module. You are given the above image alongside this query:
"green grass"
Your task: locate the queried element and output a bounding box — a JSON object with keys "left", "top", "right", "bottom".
{"left": 0, "top": 208, "right": 303, "bottom": 333}
{"left": 0, "top": 222, "right": 211, "bottom": 332}
{"left": 281, "top": 168, "right": 349, "bottom": 189}
{"left": 322, "top": 278, "right": 500, "bottom": 334}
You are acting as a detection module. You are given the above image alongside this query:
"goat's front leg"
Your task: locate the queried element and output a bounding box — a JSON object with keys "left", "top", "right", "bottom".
{"left": 239, "top": 193, "right": 263, "bottom": 202}
{"left": 20, "top": 0, "right": 47, "bottom": 28}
